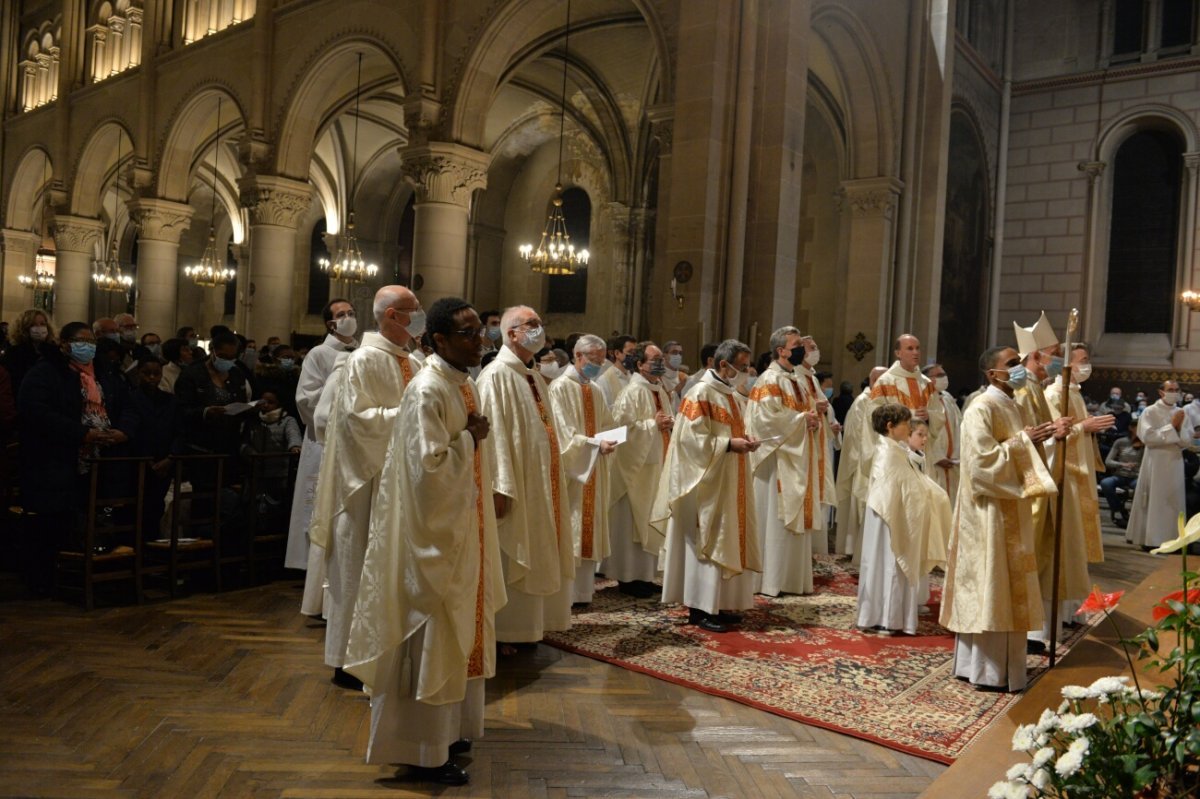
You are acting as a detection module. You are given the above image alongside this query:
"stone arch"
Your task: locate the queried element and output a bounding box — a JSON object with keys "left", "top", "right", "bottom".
{"left": 273, "top": 36, "right": 408, "bottom": 181}
{"left": 5, "top": 146, "right": 53, "bottom": 233}
{"left": 69, "top": 119, "right": 134, "bottom": 218}
{"left": 810, "top": 4, "right": 897, "bottom": 179}
{"left": 448, "top": 0, "right": 672, "bottom": 149}
{"left": 1095, "top": 103, "right": 1199, "bottom": 163}
{"left": 157, "top": 84, "right": 247, "bottom": 204}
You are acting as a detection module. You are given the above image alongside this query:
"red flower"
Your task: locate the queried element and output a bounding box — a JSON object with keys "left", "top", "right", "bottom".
{"left": 1077, "top": 585, "right": 1125, "bottom": 616}
{"left": 1152, "top": 588, "right": 1200, "bottom": 621}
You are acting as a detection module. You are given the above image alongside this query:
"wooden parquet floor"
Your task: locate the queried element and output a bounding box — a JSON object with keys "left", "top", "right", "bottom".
{"left": 0, "top": 527, "right": 1160, "bottom": 799}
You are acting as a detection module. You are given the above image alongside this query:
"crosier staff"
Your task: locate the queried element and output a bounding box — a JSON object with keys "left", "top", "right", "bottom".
{"left": 1049, "top": 307, "right": 1079, "bottom": 668}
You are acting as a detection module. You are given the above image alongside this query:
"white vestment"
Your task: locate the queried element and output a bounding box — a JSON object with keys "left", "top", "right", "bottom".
{"left": 834, "top": 388, "right": 872, "bottom": 561}
{"left": 655, "top": 371, "right": 762, "bottom": 614}
{"left": 1127, "top": 400, "right": 1189, "bottom": 548}
{"left": 926, "top": 389, "right": 963, "bottom": 507}
{"left": 548, "top": 365, "right": 615, "bottom": 604}
{"left": 856, "top": 437, "right": 949, "bottom": 634}
{"left": 605, "top": 373, "right": 674, "bottom": 583}
{"left": 309, "top": 333, "right": 418, "bottom": 668}
{"left": 745, "top": 362, "right": 822, "bottom": 596}
{"left": 344, "top": 354, "right": 506, "bottom": 766}
{"left": 867, "top": 361, "right": 944, "bottom": 480}
{"left": 477, "top": 345, "right": 574, "bottom": 641}
{"left": 595, "top": 363, "right": 629, "bottom": 408}
{"left": 286, "top": 333, "right": 355, "bottom": 575}
{"left": 940, "top": 387, "right": 1056, "bottom": 691}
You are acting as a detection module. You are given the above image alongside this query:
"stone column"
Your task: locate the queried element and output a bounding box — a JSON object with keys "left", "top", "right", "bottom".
{"left": 1, "top": 228, "right": 42, "bottom": 322}
{"left": 467, "top": 221, "right": 506, "bottom": 306}
{"left": 51, "top": 215, "right": 106, "bottom": 324}
{"left": 128, "top": 198, "right": 193, "bottom": 338}
{"left": 1078, "top": 160, "right": 1108, "bottom": 347}
{"left": 605, "top": 201, "right": 634, "bottom": 333}
{"left": 238, "top": 174, "right": 311, "bottom": 343}
{"left": 400, "top": 143, "right": 489, "bottom": 304}
{"left": 834, "top": 177, "right": 903, "bottom": 382}
{"left": 229, "top": 242, "right": 251, "bottom": 332}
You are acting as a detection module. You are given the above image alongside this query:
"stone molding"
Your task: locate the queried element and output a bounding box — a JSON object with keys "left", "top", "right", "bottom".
{"left": 834, "top": 177, "right": 904, "bottom": 219}
{"left": 50, "top": 215, "right": 106, "bottom": 253}
{"left": 646, "top": 104, "right": 674, "bottom": 156}
{"left": 1185, "top": 152, "right": 1200, "bottom": 172}
{"left": 128, "top": 198, "right": 194, "bottom": 243}
{"left": 237, "top": 175, "right": 312, "bottom": 228}
{"left": 1, "top": 228, "right": 42, "bottom": 253}
{"left": 1077, "top": 161, "right": 1107, "bottom": 182}
{"left": 400, "top": 143, "right": 490, "bottom": 207}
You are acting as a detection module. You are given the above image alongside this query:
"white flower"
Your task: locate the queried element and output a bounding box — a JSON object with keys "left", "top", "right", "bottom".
{"left": 1061, "top": 685, "right": 1090, "bottom": 700}
{"left": 1031, "top": 767, "right": 1051, "bottom": 790}
{"left": 1012, "top": 723, "right": 1038, "bottom": 752}
{"left": 1055, "top": 737, "right": 1090, "bottom": 778}
{"left": 1032, "top": 747, "right": 1055, "bottom": 768}
{"left": 989, "top": 780, "right": 1031, "bottom": 799}
{"left": 1087, "top": 676, "right": 1130, "bottom": 696}
{"left": 1034, "top": 708, "right": 1059, "bottom": 734}
{"left": 1059, "top": 713, "right": 1099, "bottom": 733}
{"left": 1006, "top": 762, "right": 1031, "bottom": 781}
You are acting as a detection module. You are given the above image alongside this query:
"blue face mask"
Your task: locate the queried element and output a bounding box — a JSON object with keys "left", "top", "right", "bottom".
{"left": 279, "top": 358, "right": 295, "bottom": 371}
{"left": 69, "top": 341, "right": 97, "bottom": 365}
{"left": 1045, "top": 355, "right": 1064, "bottom": 378}
{"left": 213, "top": 356, "right": 237, "bottom": 374}
{"left": 580, "top": 361, "right": 603, "bottom": 380}
{"left": 1005, "top": 364, "right": 1029, "bottom": 388}
{"left": 823, "top": 387, "right": 834, "bottom": 399}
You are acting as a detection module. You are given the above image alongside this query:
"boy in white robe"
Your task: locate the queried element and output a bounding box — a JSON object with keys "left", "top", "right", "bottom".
{"left": 857, "top": 405, "right": 949, "bottom": 635}
{"left": 344, "top": 298, "right": 505, "bottom": 786}
{"left": 654, "top": 339, "right": 762, "bottom": 633}
{"left": 548, "top": 334, "right": 618, "bottom": 606}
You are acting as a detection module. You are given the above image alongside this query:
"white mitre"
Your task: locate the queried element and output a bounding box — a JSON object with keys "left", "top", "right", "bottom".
{"left": 1012, "top": 310, "right": 1059, "bottom": 358}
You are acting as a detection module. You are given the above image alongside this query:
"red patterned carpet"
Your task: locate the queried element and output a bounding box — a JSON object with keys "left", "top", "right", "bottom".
{"left": 543, "top": 556, "right": 1091, "bottom": 763}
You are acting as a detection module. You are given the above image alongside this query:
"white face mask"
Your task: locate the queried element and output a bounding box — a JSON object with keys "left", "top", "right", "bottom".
{"left": 728, "top": 369, "right": 748, "bottom": 390}
{"left": 521, "top": 325, "right": 546, "bottom": 353}
{"left": 403, "top": 309, "right": 426, "bottom": 339}
{"left": 538, "top": 361, "right": 562, "bottom": 380}
{"left": 334, "top": 315, "right": 357, "bottom": 337}
{"left": 29, "top": 325, "right": 48, "bottom": 342}
{"left": 1164, "top": 392, "right": 1181, "bottom": 405}
{"left": 805, "top": 348, "right": 821, "bottom": 366}
{"left": 1073, "top": 363, "right": 1092, "bottom": 383}
{"left": 934, "top": 375, "right": 949, "bottom": 392}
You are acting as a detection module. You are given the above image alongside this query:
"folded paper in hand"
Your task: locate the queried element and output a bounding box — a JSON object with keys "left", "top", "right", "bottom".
{"left": 591, "top": 425, "right": 627, "bottom": 446}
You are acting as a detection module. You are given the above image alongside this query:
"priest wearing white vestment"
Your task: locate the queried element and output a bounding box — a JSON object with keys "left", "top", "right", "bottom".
{"left": 792, "top": 334, "right": 841, "bottom": 555}
{"left": 345, "top": 298, "right": 505, "bottom": 786}
{"left": 940, "top": 346, "right": 1057, "bottom": 692}
{"left": 834, "top": 366, "right": 886, "bottom": 561}
{"left": 921, "top": 363, "right": 962, "bottom": 507}
{"left": 548, "top": 334, "right": 619, "bottom": 606}
{"left": 867, "top": 335, "right": 944, "bottom": 481}
{"left": 1043, "top": 343, "right": 1112, "bottom": 628}
{"left": 288, "top": 298, "right": 358, "bottom": 616}
{"left": 477, "top": 306, "right": 574, "bottom": 645}
{"left": 746, "top": 327, "right": 823, "bottom": 596}
{"left": 655, "top": 339, "right": 762, "bottom": 633}
{"left": 606, "top": 342, "right": 675, "bottom": 597}
{"left": 857, "top": 404, "right": 949, "bottom": 635}
{"left": 596, "top": 334, "right": 637, "bottom": 407}
{"left": 1127, "top": 380, "right": 1189, "bottom": 549}
{"left": 308, "top": 286, "right": 424, "bottom": 690}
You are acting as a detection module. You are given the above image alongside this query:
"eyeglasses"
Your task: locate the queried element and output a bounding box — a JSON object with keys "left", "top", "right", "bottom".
{"left": 452, "top": 327, "right": 485, "bottom": 339}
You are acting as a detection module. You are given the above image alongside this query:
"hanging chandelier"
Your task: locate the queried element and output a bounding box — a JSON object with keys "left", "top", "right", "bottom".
{"left": 185, "top": 96, "right": 236, "bottom": 288}
{"left": 320, "top": 53, "right": 378, "bottom": 285}
{"left": 93, "top": 128, "right": 134, "bottom": 293}
{"left": 23, "top": 163, "right": 56, "bottom": 292}
{"left": 18, "top": 270, "right": 55, "bottom": 291}
{"left": 518, "top": 0, "right": 589, "bottom": 275}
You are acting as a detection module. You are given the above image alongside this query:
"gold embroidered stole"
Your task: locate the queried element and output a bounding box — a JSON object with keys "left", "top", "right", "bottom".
{"left": 457, "top": 382, "right": 486, "bottom": 679}
{"left": 525, "top": 374, "right": 564, "bottom": 553}
{"left": 580, "top": 382, "right": 597, "bottom": 559}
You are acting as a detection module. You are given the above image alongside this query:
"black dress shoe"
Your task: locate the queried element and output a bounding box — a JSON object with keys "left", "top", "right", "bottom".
{"left": 688, "top": 608, "right": 728, "bottom": 633}
{"left": 449, "top": 738, "right": 472, "bottom": 756}
{"left": 331, "top": 667, "right": 364, "bottom": 691}
{"left": 619, "top": 581, "right": 657, "bottom": 598}
{"left": 634, "top": 580, "right": 661, "bottom": 597}
{"left": 1026, "top": 639, "right": 1047, "bottom": 655}
{"left": 716, "top": 610, "right": 743, "bottom": 624}
{"left": 407, "top": 761, "right": 469, "bottom": 785}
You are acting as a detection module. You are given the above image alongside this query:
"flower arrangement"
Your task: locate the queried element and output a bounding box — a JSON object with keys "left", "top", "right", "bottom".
{"left": 989, "top": 514, "right": 1200, "bottom": 798}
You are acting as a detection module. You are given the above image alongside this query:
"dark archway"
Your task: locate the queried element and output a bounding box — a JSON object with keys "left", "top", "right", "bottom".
{"left": 937, "top": 110, "right": 991, "bottom": 393}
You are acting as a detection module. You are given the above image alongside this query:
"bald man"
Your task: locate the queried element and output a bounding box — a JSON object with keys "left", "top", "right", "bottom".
{"left": 309, "top": 285, "right": 425, "bottom": 688}
{"left": 866, "top": 335, "right": 943, "bottom": 480}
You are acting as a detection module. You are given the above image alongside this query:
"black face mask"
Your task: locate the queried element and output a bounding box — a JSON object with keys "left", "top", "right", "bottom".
{"left": 787, "top": 346, "right": 805, "bottom": 366}
{"left": 622, "top": 354, "right": 638, "bottom": 372}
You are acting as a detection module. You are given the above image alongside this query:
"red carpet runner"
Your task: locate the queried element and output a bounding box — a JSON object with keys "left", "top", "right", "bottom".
{"left": 543, "top": 556, "right": 1090, "bottom": 763}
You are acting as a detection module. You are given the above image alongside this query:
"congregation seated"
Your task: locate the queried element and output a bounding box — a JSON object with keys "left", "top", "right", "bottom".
{"left": 1101, "top": 431, "right": 1142, "bottom": 528}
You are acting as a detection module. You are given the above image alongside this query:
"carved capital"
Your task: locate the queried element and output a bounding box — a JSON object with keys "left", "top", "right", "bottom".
{"left": 1184, "top": 152, "right": 1200, "bottom": 172}
{"left": 1077, "top": 160, "right": 1107, "bottom": 183}
{"left": 645, "top": 104, "right": 674, "bottom": 156}
{"left": 128, "top": 198, "right": 194, "bottom": 243}
{"left": 606, "top": 201, "right": 632, "bottom": 238}
{"left": 400, "top": 142, "right": 490, "bottom": 207}
{"left": 1, "top": 228, "right": 43, "bottom": 254}
{"left": 834, "top": 177, "right": 904, "bottom": 219}
{"left": 237, "top": 174, "right": 312, "bottom": 229}
{"left": 50, "top": 215, "right": 106, "bottom": 253}
{"left": 402, "top": 95, "right": 442, "bottom": 148}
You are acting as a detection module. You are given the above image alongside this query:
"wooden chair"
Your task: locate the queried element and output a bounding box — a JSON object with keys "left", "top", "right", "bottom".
{"left": 243, "top": 450, "right": 300, "bottom": 584}
{"left": 55, "top": 456, "right": 153, "bottom": 610}
{"left": 143, "top": 454, "right": 226, "bottom": 598}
